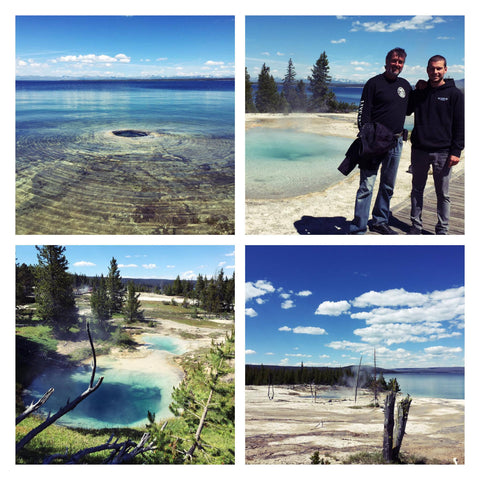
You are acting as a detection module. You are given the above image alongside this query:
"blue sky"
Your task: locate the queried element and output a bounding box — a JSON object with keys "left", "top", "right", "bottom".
{"left": 245, "top": 246, "right": 464, "bottom": 369}
{"left": 246, "top": 15, "right": 465, "bottom": 84}
{"left": 15, "top": 16, "right": 234, "bottom": 78}
{"left": 16, "top": 245, "right": 235, "bottom": 280}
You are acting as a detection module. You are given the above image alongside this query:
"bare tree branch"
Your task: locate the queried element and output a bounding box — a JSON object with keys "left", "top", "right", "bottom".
{"left": 16, "top": 323, "right": 104, "bottom": 454}
{"left": 42, "top": 433, "right": 156, "bottom": 464}
{"left": 16, "top": 387, "right": 54, "bottom": 425}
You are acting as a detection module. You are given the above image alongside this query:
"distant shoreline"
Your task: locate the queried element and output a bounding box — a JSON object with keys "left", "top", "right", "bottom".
{"left": 16, "top": 77, "right": 235, "bottom": 83}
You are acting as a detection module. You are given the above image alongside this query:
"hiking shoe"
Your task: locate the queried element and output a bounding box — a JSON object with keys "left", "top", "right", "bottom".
{"left": 370, "top": 223, "right": 398, "bottom": 235}
{"left": 408, "top": 226, "right": 422, "bottom": 235}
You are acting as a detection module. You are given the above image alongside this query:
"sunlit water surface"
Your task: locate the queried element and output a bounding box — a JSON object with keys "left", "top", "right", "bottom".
{"left": 246, "top": 128, "right": 353, "bottom": 199}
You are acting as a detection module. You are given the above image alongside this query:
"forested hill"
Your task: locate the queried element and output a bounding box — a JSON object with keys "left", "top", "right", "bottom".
{"left": 246, "top": 364, "right": 464, "bottom": 386}
{"left": 246, "top": 364, "right": 355, "bottom": 386}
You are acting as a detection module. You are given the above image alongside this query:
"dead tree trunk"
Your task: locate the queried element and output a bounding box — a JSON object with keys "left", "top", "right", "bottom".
{"left": 383, "top": 392, "right": 413, "bottom": 462}
{"left": 382, "top": 391, "right": 396, "bottom": 462}
{"left": 392, "top": 395, "right": 412, "bottom": 461}
{"left": 354, "top": 356, "right": 362, "bottom": 403}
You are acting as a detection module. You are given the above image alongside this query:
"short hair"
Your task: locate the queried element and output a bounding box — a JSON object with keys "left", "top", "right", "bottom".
{"left": 386, "top": 48, "right": 407, "bottom": 63}
{"left": 428, "top": 55, "right": 447, "bottom": 67}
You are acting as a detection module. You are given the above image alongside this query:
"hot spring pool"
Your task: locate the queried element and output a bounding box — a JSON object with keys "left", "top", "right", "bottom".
{"left": 246, "top": 128, "right": 354, "bottom": 199}
{"left": 22, "top": 335, "right": 185, "bottom": 428}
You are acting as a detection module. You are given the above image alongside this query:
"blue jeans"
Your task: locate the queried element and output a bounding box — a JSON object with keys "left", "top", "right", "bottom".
{"left": 349, "top": 138, "right": 403, "bottom": 234}
{"left": 410, "top": 149, "right": 451, "bottom": 234}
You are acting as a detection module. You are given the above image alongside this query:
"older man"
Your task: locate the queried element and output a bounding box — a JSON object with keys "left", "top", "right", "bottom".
{"left": 408, "top": 55, "right": 464, "bottom": 235}
{"left": 349, "top": 48, "right": 412, "bottom": 235}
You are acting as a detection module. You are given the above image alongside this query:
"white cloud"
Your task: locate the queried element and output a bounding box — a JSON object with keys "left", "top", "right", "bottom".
{"left": 424, "top": 346, "right": 463, "bottom": 355}
{"left": 292, "top": 326, "right": 327, "bottom": 335}
{"left": 280, "top": 293, "right": 291, "bottom": 299}
{"left": 118, "top": 263, "right": 138, "bottom": 268}
{"left": 245, "top": 349, "right": 256, "bottom": 355}
{"left": 351, "top": 16, "right": 445, "bottom": 33}
{"left": 278, "top": 326, "right": 291, "bottom": 332}
{"left": 182, "top": 270, "right": 197, "bottom": 280}
{"left": 73, "top": 260, "right": 96, "bottom": 267}
{"left": 142, "top": 264, "right": 156, "bottom": 269}
{"left": 296, "top": 290, "right": 312, "bottom": 297}
{"left": 245, "top": 308, "right": 258, "bottom": 318}
{"left": 315, "top": 300, "right": 350, "bottom": 316}
{"left": 281, "top": 300, "right": 295, "bottom": 309}
{"left": 245, "top": 280, "right": 275, "bottom": 302}
{"left": 205, "top": 60, "right": 224, "bottom": 66}
{"left": 331, "top": 38, "right": 346, "bottom": 44}
{"left": 57, "top": 53, "right": 131, "bottom": 64}
{"left": 352, "top": 288, "right": 426, "bottom": 308}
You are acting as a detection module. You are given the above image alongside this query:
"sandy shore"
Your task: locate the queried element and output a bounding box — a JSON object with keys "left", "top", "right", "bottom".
{"left": 245, "top": 113, "right": 465, "bottom": 235}
{"left": 245, "top": 385, "right": 464, "bottom": 464}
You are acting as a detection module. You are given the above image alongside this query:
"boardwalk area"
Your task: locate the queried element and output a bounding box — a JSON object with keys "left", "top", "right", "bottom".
{"left": 368, "top": 169, "right": 465, "bottom": 235}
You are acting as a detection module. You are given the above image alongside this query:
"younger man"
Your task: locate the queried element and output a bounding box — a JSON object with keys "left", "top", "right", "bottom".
{"left": 408, "top": 55, "right": 464, "bottom": 234}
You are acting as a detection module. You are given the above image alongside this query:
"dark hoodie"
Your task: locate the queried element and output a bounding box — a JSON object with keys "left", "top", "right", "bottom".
{"left": 409, "top": 78, "right": 464, "bottom": 157}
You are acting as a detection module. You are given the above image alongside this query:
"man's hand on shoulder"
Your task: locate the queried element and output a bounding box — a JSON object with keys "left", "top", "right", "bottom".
{"left": 448, "top": 155, "right": 460, "bottom": 167}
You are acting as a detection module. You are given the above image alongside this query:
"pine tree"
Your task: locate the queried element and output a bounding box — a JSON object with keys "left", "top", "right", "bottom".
{"left": 282, "top": 58, "right": 298, "bottom": 111}
{"left": 172, "top": 275, "right": 182, "bottom": 296}
{"left": 106, "top": 257, "right": 124, "bottom": 316}
{"left": 255, "top": 63, "right": 280, "bottom": 113}
{"left": 294, "top": 80, "right": 308, "bottom": 112}
{"left": 166, "top": 330, "right": 235, "bottom": 463}
{"left": 90, "top": 274, "right": 110, "bottom": 329}
{"left": 194, "top": 274, "right": 206, "bottom": 307}
{"left": 34, "top": 245, "right": 78, "bottom": 333}
{"left": 123, "top": 281, "right": 144, "bottom": 323}
{"left": 308, "top": 51, "right": 335, "bottom": 112}
{"left": 245, "top": 67, "right": 256, "bottom": 113}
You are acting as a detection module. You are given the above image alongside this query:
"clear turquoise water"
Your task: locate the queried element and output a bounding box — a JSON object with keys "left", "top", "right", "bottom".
{"left": 16, "top": 79, "right": 234, "bottom": 168}
{"left": 22, "top": 334, "right": 186, "bottom": 428}
{"left": 16, "top": 80, "right": 234, "bottom": 139}
{"left": 246, "top": 128, "right": 353, "bottom": 199}
{"left": 143, "top": 335, "right": 185, "bottom": 355}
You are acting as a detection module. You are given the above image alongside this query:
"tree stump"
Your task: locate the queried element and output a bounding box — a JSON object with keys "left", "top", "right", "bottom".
{"left": 382, "top": 391, "right": 413, "bottom": 462}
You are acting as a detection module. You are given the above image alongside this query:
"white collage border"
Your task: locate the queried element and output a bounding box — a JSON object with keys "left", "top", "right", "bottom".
{"left": 4, "top": 1, "right": 479, "bottom": 478}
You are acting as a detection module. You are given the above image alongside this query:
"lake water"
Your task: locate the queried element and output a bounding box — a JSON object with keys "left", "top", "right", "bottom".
{"left": 383, "top": 372, "right": 464, "bottom": 399}
{"left": 246, "top": 128, "right": 352, "bottom": 199}
{"left": 22, "top": 334, "right": 185, "bottom": 428}
{"left": 16, "top": 79, "right": 235, "bottom": 234}
{"left": 16, "top": 79, "right": 234, "bottom": 143}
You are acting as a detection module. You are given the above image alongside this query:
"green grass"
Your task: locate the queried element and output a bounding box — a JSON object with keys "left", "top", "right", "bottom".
{"left": 16, "top": 325, "right": 58, "bottom": 353}
{"left": 16, "top": 416, "right": 148, "bottom": 464}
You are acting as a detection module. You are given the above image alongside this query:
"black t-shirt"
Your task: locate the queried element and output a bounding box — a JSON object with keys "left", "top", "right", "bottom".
{"left": 358, "top": 73, "right": 412, "bottom": 134}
